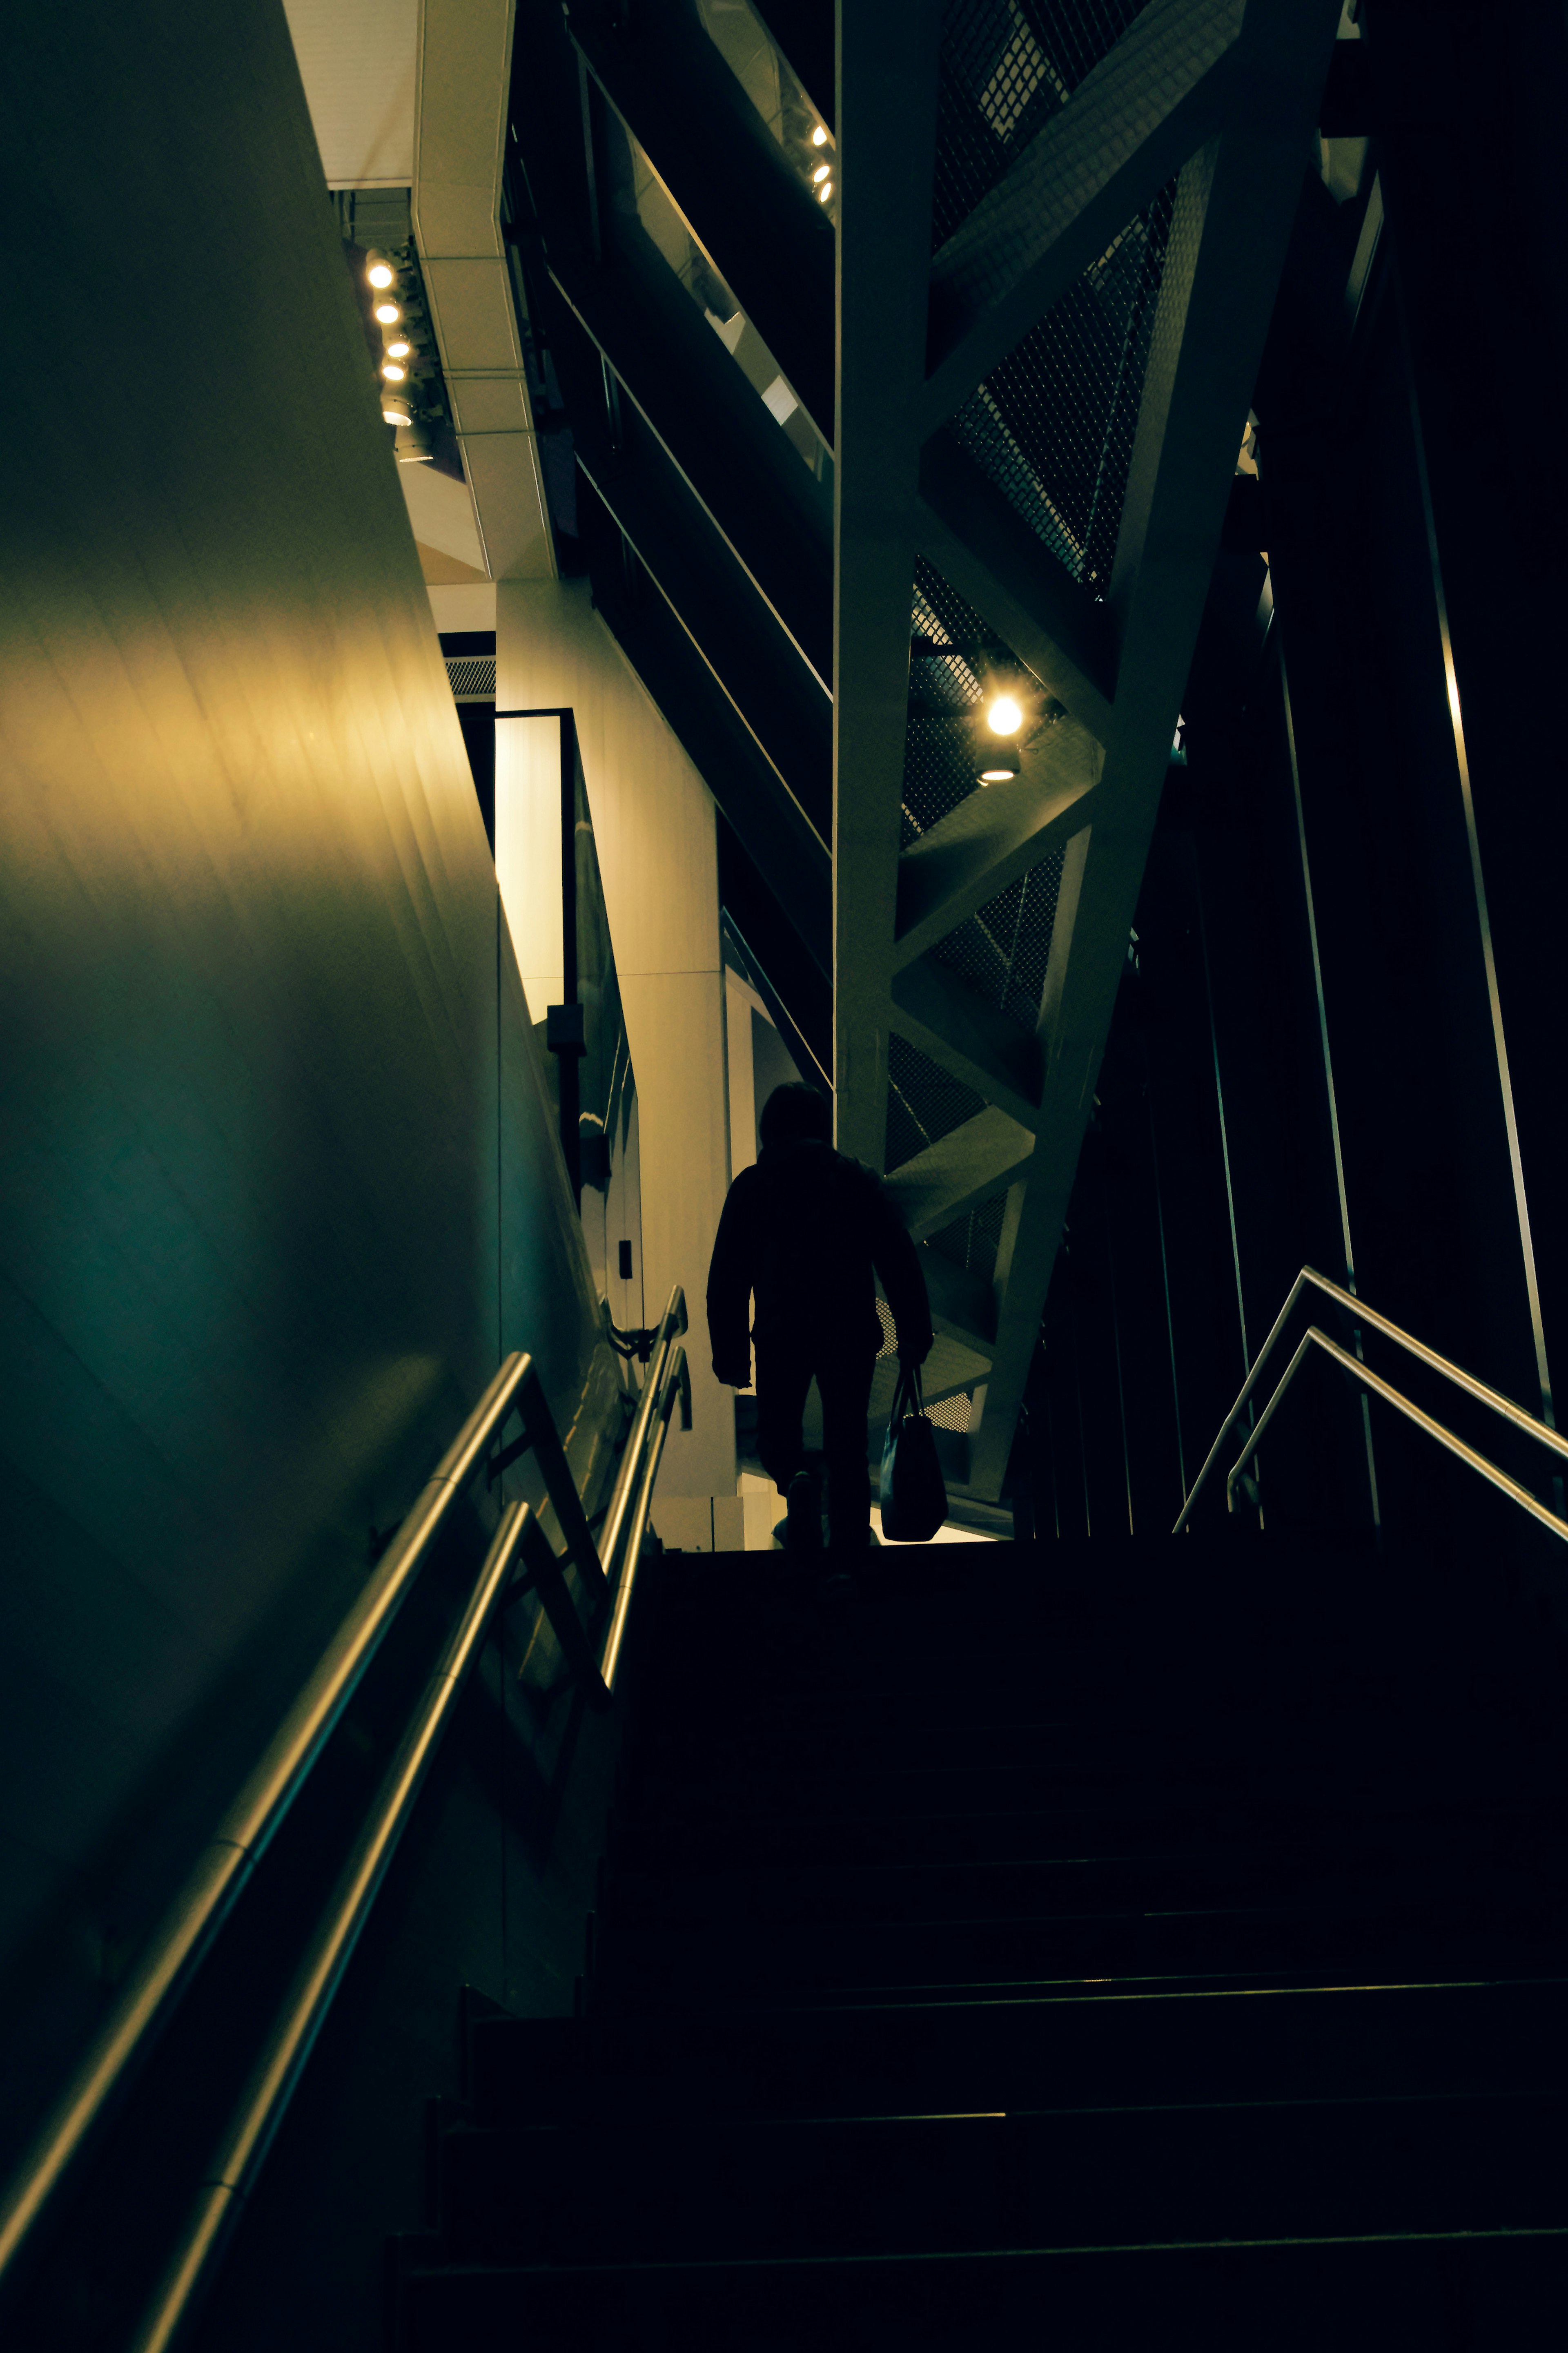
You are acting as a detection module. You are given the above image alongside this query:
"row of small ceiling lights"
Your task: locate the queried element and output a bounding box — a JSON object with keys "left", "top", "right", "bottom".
{"left": 366, "top": 249, "right": 435, "bottom": 460}
{"left": 809, "top": 120, "right": 833, "bottom": 205}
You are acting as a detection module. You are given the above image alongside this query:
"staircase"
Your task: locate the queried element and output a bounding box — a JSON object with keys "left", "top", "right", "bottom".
{"left": 396, "top": 1535, "right": 1568, "bottom": 2346}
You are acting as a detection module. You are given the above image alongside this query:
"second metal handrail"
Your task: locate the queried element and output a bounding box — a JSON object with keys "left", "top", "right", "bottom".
{"left": 0, "top": 1287, "right": 690, "bottom": 2345}
{"left": 1175, "top": 1265, "right": 1568, "bottom": 1541}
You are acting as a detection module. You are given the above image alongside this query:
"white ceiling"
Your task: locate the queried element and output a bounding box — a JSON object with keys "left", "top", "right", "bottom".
{"left": 283, "top": 0, "right": 417, "bottom": 187}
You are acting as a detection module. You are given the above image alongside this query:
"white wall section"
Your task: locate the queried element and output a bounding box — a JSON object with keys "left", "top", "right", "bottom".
{"left": 498, "top": 581, "right": 737, "bottom": 1518}
{"left": 412, "top": 0, "right": 556, "bottom": 583}
{"left": 282, "top": 0, "right": 418, "bottom": 186}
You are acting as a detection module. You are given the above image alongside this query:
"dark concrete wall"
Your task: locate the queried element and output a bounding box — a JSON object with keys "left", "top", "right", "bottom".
{"left": 0, "top": 0, "right": 615, "bottom": 2232}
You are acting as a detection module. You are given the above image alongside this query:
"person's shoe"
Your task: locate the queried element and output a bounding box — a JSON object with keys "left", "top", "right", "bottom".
{"left": 784, "top": 1471, "right": 823, "bottom": 1550}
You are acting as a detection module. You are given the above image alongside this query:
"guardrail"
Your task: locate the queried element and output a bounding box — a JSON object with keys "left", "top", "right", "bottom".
{"left": 0, "top": 1289, "right": 689, "bottom": 2347}
{"left": 1175, "top": 1265, "right": 1568, "bottom": 1543}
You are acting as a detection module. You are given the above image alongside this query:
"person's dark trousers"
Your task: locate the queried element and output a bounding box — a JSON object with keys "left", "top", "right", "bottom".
{"left": 755, "top": 1341, "right": 878, "bottom": 1547}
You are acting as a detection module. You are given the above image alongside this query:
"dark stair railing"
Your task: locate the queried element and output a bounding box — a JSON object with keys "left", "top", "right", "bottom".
{"left": 0, "top": 1287, "right": 690, "bottom": 2349}
{"left": 1176, "top": 1265, "right": 1568, "bottom": 1542}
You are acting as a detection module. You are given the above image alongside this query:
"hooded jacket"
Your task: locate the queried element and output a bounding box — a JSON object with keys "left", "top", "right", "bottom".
{"left": 706, "top": 1139, "right": 934, "bottom": 1376}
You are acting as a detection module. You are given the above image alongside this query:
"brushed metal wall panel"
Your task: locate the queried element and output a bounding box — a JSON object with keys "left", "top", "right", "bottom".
{"left": 0, "top": 0, "right": 608, "bottom": 2164}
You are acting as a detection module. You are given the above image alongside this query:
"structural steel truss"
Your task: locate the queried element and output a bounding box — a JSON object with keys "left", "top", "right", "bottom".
{"left": 508, "top": 0, "right": 1341, "bottom": 1498}
{"left": 835, "top": 0, "right": 1341, "bottom": 1495}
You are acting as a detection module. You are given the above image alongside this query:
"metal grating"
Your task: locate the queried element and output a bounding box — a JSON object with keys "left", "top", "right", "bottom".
{"left": 445, "top": 655, "right": 496, "bottom": 699}
{"left": 926, "top": 1191, "right": 1009, "bottom": 1286}
{"left": 927, "top": 1390, "right": 974, "bottom": 1431}
{"left": 931, "top": 845, "right": 1067, "bottom": 1034}
{"left": 903, "top": 557, "right": 1029, "bottom": 845}
{"left": 886, "top": 1031, "right": 987, "bottom": 1175}
{"left": 933, "top": 0, "right": 1145, "bottom": 252}
{"left": 948, "top": 180, "right": 1178, "bottom": 593}
{"left": 902, "top": 717, "right": 988, "bottom": 847}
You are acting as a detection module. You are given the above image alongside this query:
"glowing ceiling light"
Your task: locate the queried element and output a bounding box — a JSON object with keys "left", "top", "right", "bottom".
{"left": 381, "top": 360, "right": 406, "bottom": 381}
{"left": 386, "top": 337, "right": 411, "bottom": 359}
{"left": 978, "top": 758, "right": 1019, "bottom": 784}
{"left": 811, "top": 124, "right": 828, "bottom": 147}
{"left": 382, "top": 392, "right": 412, "bottom": 426}
{"left": 374, "top": 299, "right": 401, "bottom": 324}
{"left": 811, "top": 163, "right": 830, "bottom": 183}
{"left": 987, "top": 694, "right": 1022, "bottom": 734}
{"left": 817, "top": 181, "right": 833, "bottom": 203}
{"left": 367, "top": 256, "right": 396, "bottom": 289}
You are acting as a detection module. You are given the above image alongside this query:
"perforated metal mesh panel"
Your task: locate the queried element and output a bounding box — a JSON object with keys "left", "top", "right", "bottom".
{"left": 927, "top": 1191, "right": 1009, "bottom": 1285}
{"left": 903, "top": 557, "right": 1029, "bottom": 845}
{"left": 933, "top": 0, "right": 1144, "bottom": 252}
{"left": 927, "top": 1390, "right": 974, "bottom": 1432}
{"left": 949, "top": 179, "right": 1178, "bottom": 592}
{"left": 886, "top": 1031, "right": 986, "bottom": 1175}
{"left": 445, "top": 656, "right": 496, "bottom": 699}
{"left": 930, "top": 845, "right": 1067, "bottom": 1034}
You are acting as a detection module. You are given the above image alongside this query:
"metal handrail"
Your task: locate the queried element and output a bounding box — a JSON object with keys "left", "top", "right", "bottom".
{"left": 127, "top": 1499, "right": 538, "bottom": 2353}
{"left": 1175, "top": 1265, "right": 1568, "bottom": 1539}
{"left": 596, "top": 1285, "right": 688, "bottom": 1586}
{"left": 0, "top": 1299, "right": 685, "bottom": 2316}
{"left": 601, "top": 1336, "right": 691, "bottom": 1693}
{"left": 0, "top": 1349, "right": 539, "bottom": 2288}
{"left": 120, "top": 1307, "right": 689, "bottom": 2348}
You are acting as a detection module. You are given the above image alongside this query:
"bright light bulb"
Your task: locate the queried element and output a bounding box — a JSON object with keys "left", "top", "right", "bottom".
{"left": 368, "top": 261, "right": 395, "bottom": 289}
{"left": 382, "top": 404, "right": 405, "bottom": 424}
{"left": 987, "top": 694, "right": 1022, "bottom": 734}
{"left": 381, "top": 360, "right": 406, "bottom": 381}
{"left": 979, "top": 767, "right": 1015, "bottom": 784}
{"left": 374, "top": 300, "right": 400, "bottom": 324}
{"left": 817, "top": 181, "right": 833, "bottom": 203}
{"left": 811, "top": 125, "right": 827, "bottom": 147}
{"left": 812, "top": 163, "right": 830, "bottom": 183}
{"left": 386, "top": 337, "right": 411, "bottom": 359}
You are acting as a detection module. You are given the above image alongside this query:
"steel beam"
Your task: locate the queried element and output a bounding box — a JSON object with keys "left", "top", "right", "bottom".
{"left": 883, "top": 1106, "right": 1037, "bottom": 1240}
{"left": 915, "top": 435, "right": 1118, "bottom": 736}
{"left": 920, "top": 0, "right": 1247, "bottom": 435}
{"left": 829, "top": 0, "right": 1340, "bottom": 1501}
{"left": 966, "top": 0, "right": 1344, "bottom": 1493}
{"left": 832, "top": 0, "right": 943, "bottom": 1167}
{"left": 893, "top": 719, "right": 1102, "bottom": 963}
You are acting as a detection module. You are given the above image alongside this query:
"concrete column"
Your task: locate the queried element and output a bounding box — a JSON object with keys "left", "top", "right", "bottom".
{"left": 496, "top": 581, "right": 739, "bottom": 1535}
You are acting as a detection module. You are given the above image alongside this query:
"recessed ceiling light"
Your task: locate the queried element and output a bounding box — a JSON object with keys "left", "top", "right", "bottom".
{"left": 386, "top": 338, "right": 411, "bottom": 359}
{"left": 374, "top": 300, "right": 400, "bottom": 324}
{"left": 817, "top": 181, "right": 833, "bottom": 203}
{"left": 978, "top": 760, "right": 1019, "bottom": 784}
{"left": 367, "top": 257, "right": 395, "bottom": 290}
{"left": 812, "top": 164, "right": 830, "bottom": 183}
{"left": 811, "top": 125, "right": 827, "bottom": 147}
{"left": 381, "top": 360, "right": 406, "bottom": 381}
{"left": 987, "top": 694, "right": 1022, "bottom": 734}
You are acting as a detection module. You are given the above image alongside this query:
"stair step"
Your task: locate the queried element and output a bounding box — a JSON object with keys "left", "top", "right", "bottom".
{"left": 603, "top": 1838, "right": 1532, "bottom": 1931}
{"left": 472, "top": 1976, "right": 1568, "bottom": 2128}
{"left": 433, "top": 2089, "right": 1568, "bottom": 2265}
{"left": 620, "top": 1797, "right": 1537, "bottom": 1874}
{"left": 593, "top": 1894, "right": 1568, "bottom": 2006}
{"left": 401, "top": 2225, "right": 1568, "bottom": 2353}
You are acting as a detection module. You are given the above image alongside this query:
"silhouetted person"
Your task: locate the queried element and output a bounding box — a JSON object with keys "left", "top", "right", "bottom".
{"left": 707, "top": 1082, "right": 933, "bottom": 1549}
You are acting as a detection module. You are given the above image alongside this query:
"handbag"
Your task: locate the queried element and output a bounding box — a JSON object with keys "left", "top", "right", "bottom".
{"left": 878, "top": 1361, "right": 948, "bottom": 1542}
